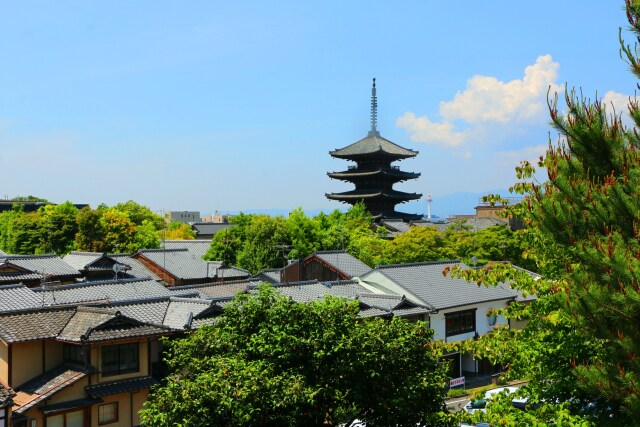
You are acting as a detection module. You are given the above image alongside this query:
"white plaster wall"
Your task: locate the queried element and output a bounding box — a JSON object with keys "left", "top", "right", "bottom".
{"left": 430, "top": 300, "right": 509, "bottom": 342}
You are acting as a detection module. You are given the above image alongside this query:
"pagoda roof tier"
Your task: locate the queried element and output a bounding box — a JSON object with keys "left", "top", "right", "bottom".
{"left": 325, "top": 189, "right": 422, "bottom": 202}
{"left": 327, "top": 168, "right": 420, "bottom": 181}
{"left": 329, "top": 132, "right": 418, "bottom": 160}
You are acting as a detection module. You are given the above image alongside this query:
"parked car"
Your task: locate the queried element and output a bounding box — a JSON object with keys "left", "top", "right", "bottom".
{"left": 463, "top": 386, "right": 528, "bottom": 414}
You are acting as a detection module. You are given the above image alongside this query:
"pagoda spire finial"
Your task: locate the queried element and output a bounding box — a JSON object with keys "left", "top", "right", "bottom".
{"left": 369, "top": 78, "right": 379, "bottom": 136}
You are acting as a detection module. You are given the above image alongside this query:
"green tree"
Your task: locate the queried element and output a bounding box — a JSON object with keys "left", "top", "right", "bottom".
{"left": 134, "top": 219, "right": 161, "bottom": 251}
{"left": 39, "top": 202, "right": 79, "bottom": 255}
{"left": 114, "top": 200, "right": 164, "bottom": 230}
{"left": 450, "top": 2, "right": 640, "bottom": 424}
{"left": 10, "top": 211, "right": 44, "bottom": 254}
{"left": 286, "top": 208, "right": 321, "bottom": 260}
{"left": 0, "top": 205, "right": 23, "bottom": 253}
{"left": 100, "top": 208, "right": 137, "bottom": 253}
{"left": 162, "top": 222, "right": 196, "bottom": 240}
{"left": 385, "top": 226, "right": 444, "bottom": 264}
{"left": 140, "top": 286, "right": 448, "bottom": 427}
{"left": 235, "top": 215, "right": 289, "bottom": 273}
{"left": 75, "top": 206, "right": 107, "bottom": 252}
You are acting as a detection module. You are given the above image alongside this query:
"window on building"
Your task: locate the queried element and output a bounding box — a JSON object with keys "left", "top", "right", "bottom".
{"left": 46, "top": 410, "right": 84, "bottom": 427}
{"left": 101, "top": 343, "right": 139, "bottom": 376}
{"left": 63, "top": 343, "right": 84, "bottom": 364}
{"left": 98, "top": 403, "right": 118, "bottom": 425}
{"left": 445, "top": 309, "right": 476, "bottom": 337}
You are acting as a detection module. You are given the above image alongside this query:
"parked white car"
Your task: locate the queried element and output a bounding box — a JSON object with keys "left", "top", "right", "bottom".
{"left": 463, "top": 386, "right": 528, "bottom": 414}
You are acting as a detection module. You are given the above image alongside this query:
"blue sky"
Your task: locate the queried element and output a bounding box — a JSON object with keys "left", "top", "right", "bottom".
{"left": 0, "top": 1, "right": 636, "bottom": 218}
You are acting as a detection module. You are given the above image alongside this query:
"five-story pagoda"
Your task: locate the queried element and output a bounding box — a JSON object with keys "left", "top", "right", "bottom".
{"left": 326, "top": 79, "right": 422, "bottom": 220}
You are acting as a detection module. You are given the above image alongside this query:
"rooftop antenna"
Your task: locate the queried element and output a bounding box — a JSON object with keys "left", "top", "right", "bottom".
{"left": 113, "top": 263, "right": 122, "bottom": 281}
{"left": 40, "top": 272, "right": 55, "bottom": 306}
{"left": 369, "top": 78, "right": 379, "bottom": 137}
{"left": 427, "top": 194, "right": 432, "bottom": 221}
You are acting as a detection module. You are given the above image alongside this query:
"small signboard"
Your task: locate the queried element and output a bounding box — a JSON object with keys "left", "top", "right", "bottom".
{"left": 450, "top": 376, "right": 465, "bottom": 388}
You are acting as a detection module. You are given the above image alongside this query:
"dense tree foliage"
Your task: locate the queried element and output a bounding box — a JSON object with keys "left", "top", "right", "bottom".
{"left": 140, "top": 286, "right": 449, "bottom": 427}
{"left": 0, "top": 200, "right": 167, "bottom": 255}
{"left": 450, "top": 2, "right": 640, "bottom": 425}
{"left": 204, "top": 202, "right": 527, "bottom": 274}
{"left": 162, "top": 222, "right": 196, "bottom": 240}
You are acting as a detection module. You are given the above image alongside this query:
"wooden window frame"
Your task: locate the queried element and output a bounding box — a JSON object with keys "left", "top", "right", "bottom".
{"left": 445, "top": 309, "right": 477, "bottom": 337}
{"left": 98, "top": 402, "right": 118, "bottom": 425}
{"left": 101, "top": 343, "right": 139, "bottom": 377}
{"left": 63, "top": 343, "right": 84, "bottom": 364}
{"left": 45, "top": 408, "right": 86, "bottom": 427}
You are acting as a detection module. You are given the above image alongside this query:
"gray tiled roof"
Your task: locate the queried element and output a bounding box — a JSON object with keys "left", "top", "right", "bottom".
{"left": 63, "top": 252, "right": 129, "bottom": 274}
{"left": 0, "top": 249, "right": 6, "bottom": 256}
{"left": 169, "top": 280, "right": 251, "bottom": 299}
{"left": 0, "top": 268, "right": 42, "bottom": 283}
{"left": 252, "top": 268, "right": 281, "bottom": 283}
{"left": 62, "top": 252, "right": 103, "bottom": 271}
{"left": 58, "top": 307, "right": 171, "bottom": 342}
{"left": 191, "top": 222, "right": 233, "bottom": 237}
{"left": 312, "top": 251, "right": 372, "bottom": 278}
{"left": 82, "top": 323, "right": 169, "bottom": 342}
{"left": 161, "top": 240, "right": 212, "bottom": 259}
{"left": 362, "top": 261, "right": 518, "bottom": 310}
{"left": 32, "top": 278, "right": 172, "bottom": 305}
{"left": 0, "top": 284, "right": 41, "bottom": 311}
{"left": 86, "top": 376, "right": 159, "bottom": 398}
{"left": 109, "top": 254, "right": 161, "bottom": 280}
{"left": 206, "top": 261, "right": 251, "bottom": 281}
{"left": 0, "top": 302, "right": 176, "bottom": 344}
{"left": 163, "top": 297, "right": 220, "bottom": 329}
{"left": 136, "top": 249, "right": 216, "bottom": 280}
{"left": 58, "top": 307, "right": 118, "bottom": 342}
{"left": 0, "top": 307, "right": 76, "bottom": 342}
{"left": 330, "top": 133, "right": 418, "bottom": 159}
{"left": 357, "top": 293, "right": 430, "bottom": 317}
{"left": 270, "top": 281, "right": 336, "bottom": 303}
{"left": 0, "top": 383, "right": 14, "bottom": 409}
{"left": 105, "top": 298, "right": 171, "bottom": 325}
{"left": 3, "top": 254, "right": 81, "bottom": 279}
{"left": 267, "top": 280, "right": 428, "bottom": 319}
{"left": 321, "top": 280, "right": 374, "bottom": 298}
{"left": 13, "top": 365, "right": 87, "bottom": 413}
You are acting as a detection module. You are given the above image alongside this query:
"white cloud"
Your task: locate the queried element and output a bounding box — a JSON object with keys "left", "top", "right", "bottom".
{"left": 396, "top": 112, "right": 466, "bottom": 147}
{"left": 396, "top": 55, "right": 562, "bottom": 148}
{"left": 496, "top": 144, "right": 548, "bottom": 168}
{"left": 602, "top": 90, "right": 635, "bottom": 129}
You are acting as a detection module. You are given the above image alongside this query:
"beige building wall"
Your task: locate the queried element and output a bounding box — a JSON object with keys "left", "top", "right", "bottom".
{"left": 44, "top": 341, "right": 64, "bottom": 371}
{"left": 0, "top": 342, "right": 7, "bottom": 385}
{"left": 8, "top": 340, "right": 66, "bottom": 388}
{"left": 11, "top": 341, "right": 43, "bottom": 387}
{"left": 475, "top": 205, "right": 508, "bottom": 222}
{"left": 164, "top": 211, "right": 201, "bottom": 223}
{"left": 89, "top": 389, "right": 149, "bottom": 427}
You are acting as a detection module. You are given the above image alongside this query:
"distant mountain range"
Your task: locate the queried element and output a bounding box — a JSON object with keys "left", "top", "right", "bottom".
{"left": 218, "top": 189, "right": 511, "bottom": 219}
